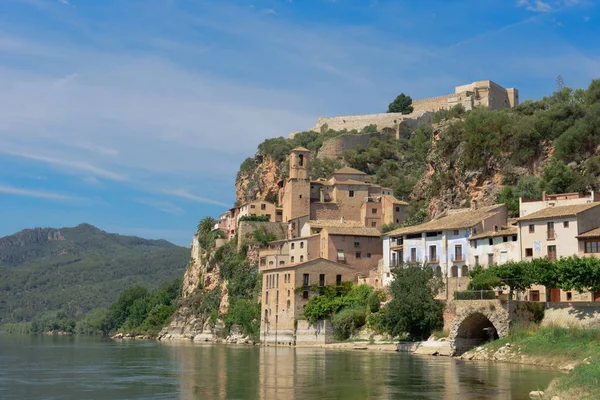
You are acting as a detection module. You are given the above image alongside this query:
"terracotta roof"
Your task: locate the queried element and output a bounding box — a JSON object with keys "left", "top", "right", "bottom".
{"left": 331, "top": 166, "right": 367, "bottom": 175}
{"left": 517, "top": 203, "right": 600, "bottom": 222}
{"left": 384, "top": 204, "right": 505, "bottom": 237}
{"left": 307, "top": 220, "right": 364, "bottom": 228}
{"left": 382, "top": 194, "right": 409, "bottom": 206}
{"left": 291, "top": 146, "right": 310, "bottom": 152}
{"left": 264, "top": 257, "right": 354, "bottom": 271}
{"left": 469, "top": 227, "right": 518, "bottom": 241}
{"left": 576, "top": 227, "right": 600, "bottom": 239}
{"left": 331, "top": 178, "right": 372, "bottom": 186}
{"left": 322, "top": 226, "right": 381, "bottom": 237}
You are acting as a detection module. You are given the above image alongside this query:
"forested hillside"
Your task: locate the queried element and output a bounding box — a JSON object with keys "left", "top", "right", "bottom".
{"left": 0, "top": 223, "right": 189, "bottom": 324}
{"left": 236, "top": 79, "right": 600, "bottom": 222}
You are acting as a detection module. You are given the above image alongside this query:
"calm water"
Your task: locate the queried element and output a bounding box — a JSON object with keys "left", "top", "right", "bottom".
{"left": 0, "top": 334, "right": 558, "bottom": 400}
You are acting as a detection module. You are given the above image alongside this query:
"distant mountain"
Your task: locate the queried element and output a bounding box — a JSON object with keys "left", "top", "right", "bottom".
{"left": 0, "top": 223, "right": 190, "bottom": 324}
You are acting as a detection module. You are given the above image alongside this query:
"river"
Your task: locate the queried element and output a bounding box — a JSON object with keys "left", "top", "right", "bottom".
{"left": 0, "top": 334, "right": 558, "bottom": 399}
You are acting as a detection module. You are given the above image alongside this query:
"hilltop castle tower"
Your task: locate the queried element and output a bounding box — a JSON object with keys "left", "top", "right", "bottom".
{"left": 282, "top": 147, "right": 311, "bottom": 222}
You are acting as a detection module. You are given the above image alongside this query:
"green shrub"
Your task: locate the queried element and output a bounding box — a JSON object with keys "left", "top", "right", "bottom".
{"left": 224, "top": 299, "right": 261, "bottom": 340}
{"left": 331, "top": 307, "right": 366, "bottom": 340}
{"left": 367, "top": 292, "right": 381, "bottom": 313}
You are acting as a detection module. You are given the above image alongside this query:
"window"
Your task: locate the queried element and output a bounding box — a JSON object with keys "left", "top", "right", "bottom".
{"left": 474, "top": 255, "right": 479, "bottom": 265}
{"left": 260, "top": 258, "right": 266, "bottom": 266}
{"left": 548, "top": 245, "right": 557, "bottom": 261}
{"left": 276, "top": 274, "right": 279, "bottom": 288}
{"left": 585, "top": 241, "right": 600, "bottom": 253}
{"left": 269, "top": 261, "right": 273, "bottom": 266}
{"left": 250, "top": 204, "right": 255, "bottom": 209}
{"left": 287, "top": 300, "right": 291, "bottom": 309}
{"left": 488, "top": 238, "right": 493, "bottom": 246}
{"left": 355, "top": 252, "right": 361, "bottom": 259}
{"left": 298, "top": 154, "right": 304, "bottom": 167}
{"left": 299, "top": 194, "right": 302, "bottom": 199}
{"left": 303, "top": 290, "right": 309, "bottom": 299}
{"left": 261, "top": 204, "right": 266, "bottom": 210}
{"left": 337, "top": 250, "right": 345, "bottom": 262}
{"left": 319, "top": 274, "right": 325, "bottom": 287}
{"left": 291, "top": 256, "right": 295, "bottom": 263}
{"left": 503, "top": 236, "right": 508, "bottom": 243}
{"left": 336, "top": 274, "right": 342, "bottom": 285}
{"left": 473, "top": 240, "right": 478, "bottom": 249}
{"left": 396, "top": 207, "right": 400, "bottom": 212}
{"left": 372, "top": 208, "right": 377, "bottom": 214}
{"left": 564, "top": 221, "right": 569, "bottom": 228}
{"left": 303, "top": 274, "right": 309, "bottom": 286}
{"left": 349, "top": 190, "right": 355, "bottom": 198}
{"left": 367, "top": 253, "right": 372, "bottom": 258}
{"left": 266, "top": 291, "right": 269, "bottom": 304}
{"left": 567, "top": 292, "right": 572, "bottom": 301}
{"left": 288, "top": 289, "right": 290, "bottom": 297}
{"left": 371, "top": 221, "right": 377, "bottom": 227}
{"left": 529, "top": 224, "right": 535, "bottom": 233}
{"left": 279, "top": 260, "right": 284, "bottom": 266}
{"left": 276, "top": 291, "right": 279, "bottom": 303}
{"left": 488, "top": 253, "right": 494, "bottom": 266}
{"left": 291, "top": 243, "right": 295, "bottom": 250}
{"left": 547, "top": 222, "right": 555, "bottom": 240}
{"left": 453, "top": 229, "right": 459, "bottom": 235}
{"left": 300, "top": 255, "right": 304, "bottom": 262}
{"left": 354, "top": 240, "right": 360, "bottom": 248}
{"left": 512, "top": 235, "right": 517, "bottom": 242}
{"left": 525, "top": 248, "right": 533, "bottom": 257}
{"left": 454, "top": 245, "right": 462, "bottom": 261}
{"left": 300, "top": 241, "right": 304, "bottom": 249}
{"left": 429, "top": 245, "right": 437, "bottom": 262}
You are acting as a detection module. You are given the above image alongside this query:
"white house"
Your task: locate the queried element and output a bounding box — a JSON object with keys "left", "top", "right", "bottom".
{"left": 468, "top": 226, "right": 519, "bottom": 267}
{"left": 382, "top": 204, "right": 508, "bottom": 284}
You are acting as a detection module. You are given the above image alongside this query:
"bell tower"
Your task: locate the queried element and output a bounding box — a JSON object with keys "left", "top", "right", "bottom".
{"left": 289, "top": 147, "right": 310, "bottom": 180}
{"left": 282, "top": 147, "right": 311, "bottom": 222}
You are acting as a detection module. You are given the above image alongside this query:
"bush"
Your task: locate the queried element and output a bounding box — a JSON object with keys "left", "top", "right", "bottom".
{"left": 238, "top": 215, "right": 270, "bottom": 223}
{"left": 331, "top": 307, "right": 366, "bottom": 340}
{"left": 224, "top": 299, "right": 260, "bottom": 340}
{"left": 367, "top": 292, "right": 381, "bottom": 313}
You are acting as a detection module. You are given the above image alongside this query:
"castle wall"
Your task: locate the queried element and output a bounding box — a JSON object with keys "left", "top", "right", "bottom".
{"left": 317, "top": 133, "right": 380, "bottom": 160}
{"left": 309, "top": 110, "right": 433, "bottom": 135}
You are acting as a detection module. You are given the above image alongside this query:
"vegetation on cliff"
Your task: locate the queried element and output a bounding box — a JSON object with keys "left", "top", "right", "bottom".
{"left": 0, "top": 223, "right": 188, "bottom": 325}
{"left": 387, "top": 93, "right": 413, "bottom": 114}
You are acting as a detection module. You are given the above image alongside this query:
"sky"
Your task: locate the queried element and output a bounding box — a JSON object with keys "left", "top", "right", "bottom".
{"left": 0, "top": 0, "right": 598, "bottom": 246}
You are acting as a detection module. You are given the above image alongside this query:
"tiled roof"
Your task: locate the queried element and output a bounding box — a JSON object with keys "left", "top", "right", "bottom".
{"left": 576, "top": 227, "right": 600, "bottom": 239}
{"left": 291, "top": 146, "right": 310, "bottom": 152}
{"left": 331, "top": 166, "right": 367, "bottom": 175}
{"left": 322, "top": 226, "right": 381, "bottom": 237}
{"left": 331, "top": 178, "right": 372, "bottom": 186}
{"left": 469, "top": 227, "right": 518, "bottom": 240}
{"left": 384, "top": 204, "right": 505, "bottom": 237}
{"left": 517, "top": 203, "right": 600, "bottom": 222}
{"left": 308, "top": 220, "right": 364, "bottom": 228}
{"left": 265, "top": 257, "right": 354, "bottom": 271}
{"left": 382, "top": 194, "right": 409, "bottom": 206}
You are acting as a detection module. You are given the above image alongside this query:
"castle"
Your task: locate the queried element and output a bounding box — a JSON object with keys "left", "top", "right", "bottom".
{"left": 306, "top": 80, "right": 519, "bottom": 135}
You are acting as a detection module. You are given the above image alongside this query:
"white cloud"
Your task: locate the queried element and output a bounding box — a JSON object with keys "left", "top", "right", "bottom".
{"left": 263, "top": 8, "right": 277, "bottom": 15}
{"left": 517, "top": 0, "right": 552, "bottom": 12}
{"left": 163, "top": 189, "right": 230, "bottom": 207}
{"left": 0, "top": 183, "right": 79, "bottom": 200}
{"left": 135, "top": 199, "right": 186, "bottom": 216}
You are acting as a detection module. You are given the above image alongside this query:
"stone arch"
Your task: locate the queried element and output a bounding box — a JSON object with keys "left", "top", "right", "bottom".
{"left": 450, "top": 265, "right": 458, "bottom": 277}
{"left": 449, "top": 303, "right": 510, "bottom": 356}
{"left": 435, "top": 265, "right": 442, "bottom": 277}
{"left": 461, "top": 265, "right": 469, "bottom": 277}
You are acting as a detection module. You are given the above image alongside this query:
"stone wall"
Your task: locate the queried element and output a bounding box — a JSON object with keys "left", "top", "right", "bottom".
{"left": 317, "top": 133, "right": 380, "bottom": 160}
{"left": 237, "top": 221, "right": 288, "bottom": 252}
{"left": 541, "top": 302, "right": 600, "bottom": 328}
{"left": 295, "top": 320, "right": 334, "bottom": 345}
{"left": 412, "top": 94, "right": 457, "bottom": 113}
{"left": 308, "top": 110, "right": 434, "bottom": 135}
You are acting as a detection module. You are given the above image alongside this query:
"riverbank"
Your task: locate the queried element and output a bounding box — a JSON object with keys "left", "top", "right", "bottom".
{"left": 461, "top": 325, "right": 600, "bottom": 399}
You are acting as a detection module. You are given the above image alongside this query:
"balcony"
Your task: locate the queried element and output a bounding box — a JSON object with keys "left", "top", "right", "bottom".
{"left": 452, "top": 254, "right": 466, "bottom": 262}
{"left": 406, "top": 257, "right": 422, "bottom": 264}
{"left": 425, "top": 256, "right": 439, "bottom": 264}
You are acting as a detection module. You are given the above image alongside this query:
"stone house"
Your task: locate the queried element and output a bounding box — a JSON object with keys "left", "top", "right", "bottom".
{"left": 237, "top": 200, "right": 281, "bottom": 224}
{"left": 216, "top": 207, "right": 240, "bottom": 240}
{"left": 260, "top": 258, "right": 355, "bottom": 345}
{"left": 468, "top": 226, "right": 519, "bottom": 267}
{"left": 517, "top": 202, "right": 600, "bottom": 302}
{"left": 519, "top": 191, "right": 600, "bottom": 218}
{"left": 381, "top": 204, "right": 508, "bottom": 292}
{"left": 279, "top": 148, "right": 407, "bottom": 227}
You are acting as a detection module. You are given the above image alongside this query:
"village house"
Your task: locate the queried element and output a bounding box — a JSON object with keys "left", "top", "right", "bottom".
{"left": 519, "top": 191, "right": 600, "bottom": 218}
{"left": 468, "top": 225, "right": 519, "bottom": 267}
{"left": 215, "top": 208, "right": 240, "bottom": 240}
{"left": 260, "top": 258, "right": 355, "bottom": 345}
{"left": 236, "top": 200, "right": 282, "bottom": 224}
{"left": 381, "top": 204, "right": 508, "bottom": 293}
{"left": 517, "top": 202, "right": 600, "bottom": 302}
{"left": 280, "top": 148, "right": 407, "bottom": 228}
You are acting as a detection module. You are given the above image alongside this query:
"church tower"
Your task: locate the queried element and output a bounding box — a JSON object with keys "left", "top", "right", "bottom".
{"left": 282, "top": 147, "right": 311, "bottom": 223}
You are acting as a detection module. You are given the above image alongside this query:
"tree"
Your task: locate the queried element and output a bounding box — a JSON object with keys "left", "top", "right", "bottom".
{"left": 540, "top": 158, "right": 584, "bottom": 194}
{"left": 197, "top": 217, "right": 217, "bottom": 236}
{"left": 382, "top": 266, "right": 443, "bottom": 340}
{"left": 387, "top": 93, "right": 414, "bottom": 114}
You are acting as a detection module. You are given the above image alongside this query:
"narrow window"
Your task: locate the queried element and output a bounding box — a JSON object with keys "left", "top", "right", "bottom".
{"left": 564, "top": 221, "right": 569, "bottom": 228}
{"left": 396, "top": 207, "right": 400, "bottom": 212}
{"left": 300, "top": 241, "right": 304, "bottom": 249}
{"left": 300, "top": 255, "right": 304, "bottom": 262}
{"left": 529, "top": 224, "right": 535, "bottom": 233}
{"left": 303, "top": 290, "right": 309, "bottom": 299}
{"left": 276, "top": 274, "right": 279, "bottom": 288}
{"left": 503, "top": 236, "right": 508, "bottom": 243}
{"left": 261, "top": 204, "right": 266, "bottom": 210}
{"left": 291, "top": 256, "right": 295, "bottom": 263}
{"left": 298, "top": 154, "right": 304, "bottom": 167}
{"left": 303, "top": 273, "right": 309, "bottom": 286}
{"left": 474, "top": 255, "right": 479, "bottom": 265}
{"left": 354, "top": 240, "right": 360, "bottom": 248}
{"left": 349, "top": 190, "right": 355, "bottom": 198}
{"left": 488, "top": 238, "right": 493, "bottom": 246}
{"left": 512, "top": 235, "right": 517, "bottom": 242}
{"left": 355, "top": 251, "right": 361, "bottom": 259}
{"left": 319, "top": 274, "right": 325, "bottom": 287}
{"left": 336, "top": 274, "right": 342, "bottom": 285}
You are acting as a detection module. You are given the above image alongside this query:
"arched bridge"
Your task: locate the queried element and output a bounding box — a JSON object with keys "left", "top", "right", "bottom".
{"left": 446, "top": 300, "right": 537, "bottom": 355}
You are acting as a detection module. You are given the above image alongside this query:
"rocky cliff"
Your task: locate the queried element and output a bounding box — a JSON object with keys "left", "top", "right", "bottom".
{"left": 236, "top": 154, "right": 282, "bottom": 204}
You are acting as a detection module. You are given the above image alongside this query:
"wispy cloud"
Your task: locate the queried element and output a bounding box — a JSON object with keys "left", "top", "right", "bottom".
{"left": 517, "top": 0, "right": 552, "bottom": 12}
{"left": 0, "top": 183, "right": 79, "bottom": 200}
{"left": 163, "top": 189, "right": 229, "bottom": 207}
{"left": 135, "top": 199, "right": 186, "bottom": 216}
{"left": 263, "top": 8, "right": 277, "bottom": 15}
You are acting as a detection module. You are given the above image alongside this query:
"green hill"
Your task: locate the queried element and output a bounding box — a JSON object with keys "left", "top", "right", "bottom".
{"left": 0, "top": 223, "right": 190, "bottom": 323}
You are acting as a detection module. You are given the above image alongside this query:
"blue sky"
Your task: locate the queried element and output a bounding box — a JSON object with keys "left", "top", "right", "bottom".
{"left": 0, "top": 0, "right": 598, "bottom": 246}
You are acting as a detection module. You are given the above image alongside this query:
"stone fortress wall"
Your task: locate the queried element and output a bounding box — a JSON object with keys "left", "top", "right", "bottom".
{"left": 301, "top": 80, "right": 518, "bottom": 136}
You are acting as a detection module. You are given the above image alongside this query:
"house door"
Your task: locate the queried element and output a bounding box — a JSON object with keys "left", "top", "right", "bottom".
{"left": 550, "top": 288, "right": 561, "bottom": 302}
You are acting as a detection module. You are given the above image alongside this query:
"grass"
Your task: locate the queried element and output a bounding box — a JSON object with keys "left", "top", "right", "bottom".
{"left": 480, "top": 324, "right": 600, "bottom": 399}
{"left": 431, "top": 329, "right": 449, "bottom": 339}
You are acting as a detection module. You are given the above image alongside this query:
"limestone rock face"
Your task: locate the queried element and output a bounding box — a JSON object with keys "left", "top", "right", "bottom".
{"left": 236, "top": 155, "right": 281, "bottom": 204}
{"left": 182, "top": 258, "right": 203, "bottom": 298}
